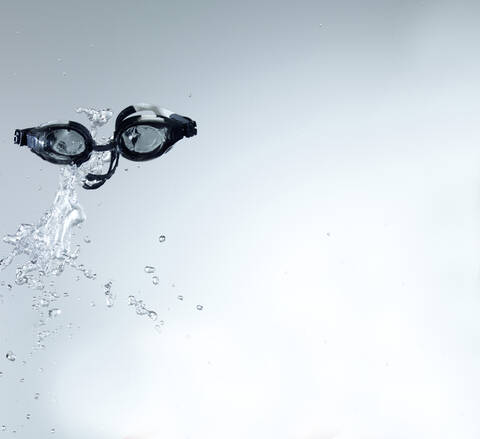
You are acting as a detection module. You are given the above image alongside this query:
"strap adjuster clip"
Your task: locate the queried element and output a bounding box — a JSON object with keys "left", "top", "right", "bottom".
{"left": 14, "top": 129, "right": 25, "bottom": 145}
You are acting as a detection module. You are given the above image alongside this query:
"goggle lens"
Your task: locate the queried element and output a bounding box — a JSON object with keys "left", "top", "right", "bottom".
{"left": 46, "top": 129, "right": 87, "bottom": 156}
{"left": 121, "top": 125, "right": 168, "bottom": 153}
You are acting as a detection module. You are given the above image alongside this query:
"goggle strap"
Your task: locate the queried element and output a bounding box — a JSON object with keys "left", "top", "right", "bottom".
{"left": 115, "top": 103, "right": 177, "bottom": 130}
{"left": 83, "top": 149, "right": 120, "bottom": 189}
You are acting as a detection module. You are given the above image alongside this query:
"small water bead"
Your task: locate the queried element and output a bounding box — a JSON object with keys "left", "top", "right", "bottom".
{"left": 83, "top": 236, "right": 91, "bottom": 243}
{"left": 1, "top": 425, "right": 5, "bottom": 431}
{"left": 152, "top": 276, "right": 159, "bottom": 285}
{"left": 34, "top": 393, "right": 40, "bottom": 400}
{"left": 196, "top": 305, "right": 204, "bottom": 311}
{"left": 40, "top": 298, "right": 49, "bottom": 307}
{"left": 50, "top": 428, "right": 56, "bottom": 434}
{"left": 83, "top": 270, "right": 96, "bottom": 280}
{"left": 19, "top": 378, "right": 24, "bottom": 383}
{"left": 0, "top": 371, "right": 3, "bottom": 377}
{"left": 90, "top": 301, "right": 96, "bottom": 307}
{"left": 135, "top": 301, "right": 148, "bottom": 316}
{"left": 144, "top": 266, "right": 155, "bottom": 274}
{"left": 26, "top": 414, "right": 31, "bottom": 420}
{"left": 6, "top": 351, "right": 16, "bottom": 362}
{"left": 48, "top": 308, "right": 61, "bottom": 318}
{"left": 128, "top": 295, "right": 158, "bottom": 321}
{"left": 158, "top": 235, "right": 166, "bottom": 243}
{"left": 177, "top": 295, "right": 184, "bottom": 301}
{"left": 104, "top": 281, "right": 115, "bottom": 307}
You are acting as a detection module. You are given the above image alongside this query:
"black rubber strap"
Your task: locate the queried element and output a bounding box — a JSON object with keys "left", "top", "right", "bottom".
{"left": 115, "top": 105, "right": 136, "bottom": 131}
{"left": 83, "top": 149, "right": 120, "bottom": 190}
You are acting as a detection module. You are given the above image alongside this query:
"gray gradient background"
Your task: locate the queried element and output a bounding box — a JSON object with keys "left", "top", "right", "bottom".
{"left": 1, "top": 0, "right": 480, "bottom": 438}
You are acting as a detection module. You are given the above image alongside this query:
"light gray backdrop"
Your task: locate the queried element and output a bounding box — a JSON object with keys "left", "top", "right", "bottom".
{"left": 1, "top": 1, "right": 480, "bottom": 438}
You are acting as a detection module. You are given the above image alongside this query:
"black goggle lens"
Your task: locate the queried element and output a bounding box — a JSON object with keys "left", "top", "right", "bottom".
{"left": 121, "top": 125, "right": 169, "bottom": 153}
{"left": 46, "top": 129, "right": 87, "bottom": 156}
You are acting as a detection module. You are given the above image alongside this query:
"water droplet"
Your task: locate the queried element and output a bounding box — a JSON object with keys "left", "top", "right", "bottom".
{"left": 62, "top": 72, "right": 67, "bottom": 77}
{"left": 34, "top": 392, "right": 40, "bottom": 400}
{"left": 50, "top": 428, "right": 56, "bottom": 434}
{"left": 158, "top": 235, "right": 166, "bottom": 243}
{"left": 152, "top": 276, "right": 159, "bottom": 285}
{"left": 57, "top": 57, "right": 62, "bottom": 62}
{"left": 127, "top": 295, "right": 136, "bottom": 305}
{"left": 104, "top": 281, "right": 115, "bottom": 307}
{"left": 83, "top": 236, "right": 91, "bottom": 243}
{"left": 144, "top": 265, "right": 155, "bottom": 274}
{"left": 26, "top": 414, "right": 31, "bottom": 420}
{"left": 48, "top": 308, "right": 61, "bottom": 318}
{"left": 6, "top": 351, "right": 16, "bottom": 362}
{"left": 19, "top": 377, "right": 24, "bottom": 383}
{"left": 148, "top": 311, "right": 158, "bottom": 321}
{"left": 0, "top": 371, "right": 3, "bottom": 377}
{"left": 90, "top": 301, "right": 96, "bottom": 307}
{"left": 1, "top": 425, "right": 5, "bottom": 431}
{"left": 177, "top": 295, "right": 184, "bottom": 301}
{"left": 196, "top": 305, "right": 204, "bottom": 311}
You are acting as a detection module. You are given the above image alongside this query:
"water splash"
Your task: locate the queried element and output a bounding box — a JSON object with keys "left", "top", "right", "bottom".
{"left": 75, "top": 107, "right": 113, "bottom": 139}
{"left": 0, "top": 166, "right": 88, "bottom": 289}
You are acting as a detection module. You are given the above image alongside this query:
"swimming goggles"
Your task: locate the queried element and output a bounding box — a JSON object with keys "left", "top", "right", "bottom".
{"left": 13, "top": 103, "right": 197, "bottom": 189}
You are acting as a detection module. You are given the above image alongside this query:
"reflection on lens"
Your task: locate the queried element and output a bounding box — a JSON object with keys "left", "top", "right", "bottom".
{"left": 47, "top": 129, "right": 86, "bottom": 155}
{"left": 122, "top": 125, "right": 168, "bottom": 153}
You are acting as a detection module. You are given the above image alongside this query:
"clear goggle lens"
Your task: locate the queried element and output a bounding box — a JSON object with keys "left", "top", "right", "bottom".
{"left": 121, "top": 125, "right": 168, "bottom": 153}
{"left": 46, "top": 129, "right": 86, "bottom": 156}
